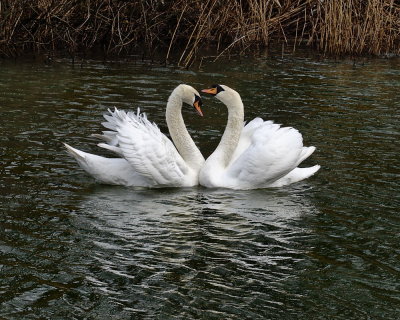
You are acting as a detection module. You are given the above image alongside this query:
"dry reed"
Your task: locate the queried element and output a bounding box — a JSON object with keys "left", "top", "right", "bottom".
{"left": 0, "top": 0, "right": 398, "bottom": 65}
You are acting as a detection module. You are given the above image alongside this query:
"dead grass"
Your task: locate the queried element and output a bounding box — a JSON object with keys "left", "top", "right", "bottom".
{"left": 0, "top": 0, "right": 398, "bottom": 65}
{"left": 316, "top": 0, "right": 399, "bottom": 55}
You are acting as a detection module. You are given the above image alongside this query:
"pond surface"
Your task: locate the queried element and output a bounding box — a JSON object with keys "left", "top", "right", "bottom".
{"left": 0, "top": 55, "right": 399, "bottom": 319}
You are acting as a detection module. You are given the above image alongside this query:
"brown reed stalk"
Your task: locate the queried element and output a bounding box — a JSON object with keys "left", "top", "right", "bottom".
{"left": 318, "top": 0, "right": 399, "bottom": 56}
{"left": 166, "top": 3, "right": 188, "bottom": 63}
{"left": 0, "top": 0, "right": 398, "bottom": 60}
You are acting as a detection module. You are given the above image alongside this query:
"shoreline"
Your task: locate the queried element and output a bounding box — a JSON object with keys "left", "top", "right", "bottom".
{"left": 1, "top": 45, "right": 399, "bottom": 71}
{"left": 1, "top": 0, "right": 399, "bottom": 66}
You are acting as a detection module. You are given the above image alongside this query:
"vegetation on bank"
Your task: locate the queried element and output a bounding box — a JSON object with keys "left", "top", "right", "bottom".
{"left": 1, "top": 0, "right": 399, "bottom": 66}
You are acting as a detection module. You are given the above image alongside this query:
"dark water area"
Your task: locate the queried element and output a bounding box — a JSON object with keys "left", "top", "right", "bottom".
{"left": 0, "top": 55, "right": 399, "bottom": 319}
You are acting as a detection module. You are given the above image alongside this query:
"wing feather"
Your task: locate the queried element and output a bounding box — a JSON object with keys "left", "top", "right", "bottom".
{"left": 225, "top": 120, "right": 304, "bottom": 188}
{"left": 229, "top": 117, "right": 265, "bottom": 165}
{"left": 115, "top": 109, "right": 188, "bottom": 186}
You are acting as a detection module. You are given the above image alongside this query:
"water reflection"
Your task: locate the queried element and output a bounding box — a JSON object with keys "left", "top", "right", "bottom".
{"left": 1, "top": 56, "right": 399, "bottom": 319}
{"left": 68, "top": 185, "right": 318, "bottom": 318}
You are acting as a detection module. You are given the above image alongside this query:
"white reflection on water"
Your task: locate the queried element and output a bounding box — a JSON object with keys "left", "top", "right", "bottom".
{"left": 69, "top": 185, "right": 319, "bottom": 317}
{"left": 77, "top": 185, "right": 318, "bottom": 237}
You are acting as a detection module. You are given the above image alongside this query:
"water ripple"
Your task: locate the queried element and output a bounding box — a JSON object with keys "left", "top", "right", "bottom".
{"left": 1, "top": 57, "right": 399, "bottom": 319}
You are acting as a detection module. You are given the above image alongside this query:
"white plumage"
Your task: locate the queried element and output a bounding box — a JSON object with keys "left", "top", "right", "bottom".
{"left": 65, "top": 84, "right": 205, "bottom": 187}
{"left": 199, "top": 84, "right": 320, "bottom": 190}
{"left": 65, "top": 83, "right": 319, "bottom": 190}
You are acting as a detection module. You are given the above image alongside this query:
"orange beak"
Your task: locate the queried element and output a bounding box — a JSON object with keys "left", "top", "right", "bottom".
{"left": 201, "top": 88, "right": 218, "bottom": 95}
{"left": 193, "top": 100, "right": 203, "bottom": 117}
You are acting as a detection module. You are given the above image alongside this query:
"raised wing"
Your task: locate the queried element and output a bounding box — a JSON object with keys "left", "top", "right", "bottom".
{"left": 91, "top": 108, "right": 132, "bottom": 156}
{"left": 113, "top": 108, "right": 189, "bottom": 186}
{"left": 225, "top": 120, "right": 304, "bottom": 189}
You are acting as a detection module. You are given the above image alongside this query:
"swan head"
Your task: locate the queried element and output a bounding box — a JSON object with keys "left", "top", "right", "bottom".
{"left": 174, "top": 84, "right": 204, "bottom": 116}
{"left": 201, "top": 84, "right": 241, "bottom": 108}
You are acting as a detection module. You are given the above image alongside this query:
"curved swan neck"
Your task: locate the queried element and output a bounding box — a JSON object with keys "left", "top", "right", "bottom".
{"left": 213, "top": 95, "right": 244, "bottom": 167}
{"left": 166, "top": 90, "right": 204, "bottom": 170}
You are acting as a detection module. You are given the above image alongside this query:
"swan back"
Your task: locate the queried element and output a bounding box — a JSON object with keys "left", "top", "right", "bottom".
{"left": 200, "top": 84, "right": 320, "bottom": 189}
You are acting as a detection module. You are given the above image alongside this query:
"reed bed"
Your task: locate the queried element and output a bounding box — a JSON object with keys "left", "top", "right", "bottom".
{"left": 0, "top": 0, "right": 398, "bottom": 65}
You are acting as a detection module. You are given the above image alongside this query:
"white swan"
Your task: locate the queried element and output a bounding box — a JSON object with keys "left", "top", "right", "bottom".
{"left": 64, "top": 84, "right": 205, "bottom": 187}
{"left": 199, "top": 84, "right": 320, "bottom": 190}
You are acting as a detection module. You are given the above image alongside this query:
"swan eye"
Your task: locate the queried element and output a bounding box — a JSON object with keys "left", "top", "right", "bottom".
{"left": 194, "top": 94, "right": 202, "bottom": 106}
{"left": 210, "top": 84, "right": 224, "bottom": 94}
{"left": 193, "top": 95, "right": 204, "bottom": 116}
{"left": 215, "top": 84, "right": 224, "bottom": 93}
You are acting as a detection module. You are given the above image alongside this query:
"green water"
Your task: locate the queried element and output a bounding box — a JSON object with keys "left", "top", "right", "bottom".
{"left": 0, "top": 55, "right": 399, "bottom": 319}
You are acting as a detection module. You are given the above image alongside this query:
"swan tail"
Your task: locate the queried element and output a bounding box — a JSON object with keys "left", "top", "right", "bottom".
{"left": 64, "top": 143, "right": 100, "bottom": 176}
{"left": 64, "top": 143, "right": 98, "bottom": 177}
{"left": 64, "top": 143, "right": 86, "bottom": 162}
{"left": 64, "top": 142, "right": 151, "bottom": 186}
{"left": 268, "top": 165, "right": 321, "bottom": 187}
{"left": 297, "top": 146, "right": 316, "bottom": 165}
